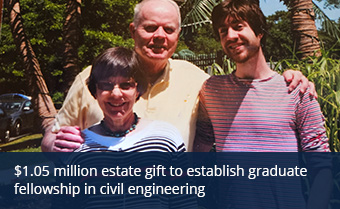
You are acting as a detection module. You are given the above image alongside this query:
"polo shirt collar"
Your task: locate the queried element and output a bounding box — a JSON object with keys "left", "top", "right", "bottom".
{"left": 151, "top": 59, "right": 171, "bottom": 86}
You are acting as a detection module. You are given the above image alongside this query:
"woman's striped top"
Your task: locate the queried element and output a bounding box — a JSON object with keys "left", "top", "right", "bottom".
{"left": 75, "top": 120, "right": 186, "bottom": 152}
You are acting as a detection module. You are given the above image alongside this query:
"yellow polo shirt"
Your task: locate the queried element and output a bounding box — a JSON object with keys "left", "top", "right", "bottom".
{"left": 56, "top": 59, "right": 209, "bottom": 151}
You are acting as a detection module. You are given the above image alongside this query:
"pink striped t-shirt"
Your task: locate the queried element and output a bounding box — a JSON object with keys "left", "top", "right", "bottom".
{"left": 195, "top": 72, "right": 329, "bottom": 152}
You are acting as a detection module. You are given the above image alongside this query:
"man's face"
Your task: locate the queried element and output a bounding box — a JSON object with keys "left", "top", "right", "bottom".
{"left": 130, "top": 1, "right": 180, "bottom": 64}
{"left": 218, "top": 17, "right": 262, "bottom": 63}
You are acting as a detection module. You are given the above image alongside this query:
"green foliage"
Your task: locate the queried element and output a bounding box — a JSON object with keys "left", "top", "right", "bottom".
{"left": 265, "top": 5, "right": 340, "bottom": 60}
{"left": 0, "top": 0, "right": 137, "bottom": 98}
{"left": 182, "top": 24, "right": 221, "bottom": 54}
{"left": 276, "top": 49, "right": 340, "bottom": 152}
{"left": 265, "top": 10, "right": 294, "bottom": 61}
{"left": 313, "top": 2, "right": 340, "bottom": 41}
{"left": 192, "top": 25, "right": 222, "bottom": 54}
{"left": 172, "top": 49, "right": 196, "bottom": 59}
{"left": 52, "top": 91, "right": 64, "bottom": 104}
{"left": 0, "top": 0, "right": 66, "bottom": 95}
{"left": 180, "top": 0, "right": 219, "bottom": 34}
{"left": 175, "top": 38, "right": 190, "bottom": 53}
{"left": 82, "top": 0, "right": 138, "bottom": 39}
{"left": 315, "top": 0, "right": 340, "bottom": 9}
{"left": 79, "top": 30, "right": 134, "bottom": 68}
{"left": 209, "top": 58, "right": 235, "bottom": 76}
{"left": 0, "top": 134, "right": 43, "bottom": 152}
{"left": 318, "top": 18, "right": 340, "bottom": 59}
{"left": 0, "top": 13, "right": 28, "bottom": 94}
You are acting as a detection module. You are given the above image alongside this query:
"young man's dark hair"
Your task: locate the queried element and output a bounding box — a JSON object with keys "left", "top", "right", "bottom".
{"left": 211, "top": 0, "right": 267, "bottom": 47}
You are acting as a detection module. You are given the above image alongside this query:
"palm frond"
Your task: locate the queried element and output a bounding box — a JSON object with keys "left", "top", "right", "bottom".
{"left": 180, "top": 0, "right": 220, "bottom": 34}
{"left": 313, "top": 1, "right": 340, "bottom": 41}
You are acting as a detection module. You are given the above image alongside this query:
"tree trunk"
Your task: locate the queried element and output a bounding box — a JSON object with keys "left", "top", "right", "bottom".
{"left": 0, "top": 0, "right": 3, "bottom": 35}
{"left": 61, "top": 0, "right": 82, "bottom": 94}
{"left": 286, "top": 0, "right": 321, "bottom": 59}
{"left": 6, "top": 0, "right": 57, "bottom": 132}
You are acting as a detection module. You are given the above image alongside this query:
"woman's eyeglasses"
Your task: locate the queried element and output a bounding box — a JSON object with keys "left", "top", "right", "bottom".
{"left": 97, "top": 81, "right": 136, "bottom": 91}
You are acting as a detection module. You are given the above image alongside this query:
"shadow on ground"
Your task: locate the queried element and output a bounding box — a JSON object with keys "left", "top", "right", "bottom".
{"left": 0, "top": 135, "right": 42, "bottom": 152}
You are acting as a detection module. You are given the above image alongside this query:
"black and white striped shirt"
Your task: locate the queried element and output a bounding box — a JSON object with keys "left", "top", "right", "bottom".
{"left": 75, "top": 120, "right": 186, "bottom": 152}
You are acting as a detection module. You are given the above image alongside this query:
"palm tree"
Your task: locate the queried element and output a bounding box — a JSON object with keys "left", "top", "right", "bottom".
{"left": 5, "top": 0, "right": 57, "bottom": 131}
{"left": 61, "top": 0, "right": 82, "bottom": 94}
{"left": 282, "top": 0, "right": 321, "bottom": 59}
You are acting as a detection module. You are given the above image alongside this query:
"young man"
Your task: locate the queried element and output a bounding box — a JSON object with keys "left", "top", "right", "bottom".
{"left": 41, "top": 0, "right": 314, "bottom": 152}
{"left": 193, "top": 1, "right": 331, "bottom": 208}
{"left": 193, "top": 0, "right": 329, "bottom": 152}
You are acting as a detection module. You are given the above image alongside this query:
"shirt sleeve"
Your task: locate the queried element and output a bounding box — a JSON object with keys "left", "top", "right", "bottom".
{"left": 55, "top": 66, "right": 91, "bottom": 129}
{"left": 296, "top": 90, "right": 330, "bottom": 152}
{"left": 193, "top": 83, "right": 215, "bottom": 152}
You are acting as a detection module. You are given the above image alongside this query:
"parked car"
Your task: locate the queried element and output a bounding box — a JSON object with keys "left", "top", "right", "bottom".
{"left": 0, "top": 94, "right": 34, "bottom": 142}
{"left": 0, "top": 93, "right": 31, "bottom": 100}
{"left": 0, "top": 107, "right": 11, "bottom": 142}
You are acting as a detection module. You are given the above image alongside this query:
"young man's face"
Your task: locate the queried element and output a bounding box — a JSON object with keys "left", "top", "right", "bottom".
{"left": 218, "top": 17, "right": 262, "bottom": 63}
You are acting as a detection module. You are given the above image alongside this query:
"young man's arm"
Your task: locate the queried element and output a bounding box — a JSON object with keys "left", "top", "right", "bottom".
{"left": 296, "top": 87, "right": 332, "bottom": 208}
{"left": 193, "top": 89, "right": 215, "bottom": 152}
{"left": 41, "top": 67, "right": 91, "bottom": 152}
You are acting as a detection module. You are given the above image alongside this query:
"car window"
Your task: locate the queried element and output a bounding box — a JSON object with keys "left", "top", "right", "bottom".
{"left": 2, "top": 102, "right": 22, "bottom": 111}
{"left": 24, "top": 101, "right": 32, "bottom": 108}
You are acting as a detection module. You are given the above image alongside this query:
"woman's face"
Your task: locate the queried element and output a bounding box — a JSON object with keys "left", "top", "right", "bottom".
{"left": 95, "top": 76, "right": 138, "bottom": 124}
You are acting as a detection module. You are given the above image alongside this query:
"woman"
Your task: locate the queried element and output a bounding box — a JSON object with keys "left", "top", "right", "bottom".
{"left": 75, "top": 47, "right": 185, "bottom": 152}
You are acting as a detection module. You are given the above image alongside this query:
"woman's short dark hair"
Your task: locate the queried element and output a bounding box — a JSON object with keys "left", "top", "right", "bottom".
{"left": 87, "top": 47, "right": 147, "bottom": 99}
{"left": 212, "top": 0, "right": 267, "bottom": 47}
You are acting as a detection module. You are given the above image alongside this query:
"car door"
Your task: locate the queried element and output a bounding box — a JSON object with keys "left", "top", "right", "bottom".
{"left": 0, "top": 108, "right": 10, "bottom": 140}
{"left": 21, "top": 100, "right": 34, "bottom": 130}
{"left": 0, "top": 108, "right": 7, "bottom": 131}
